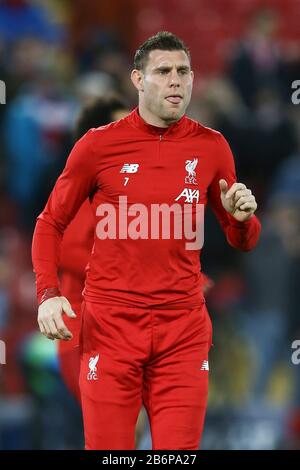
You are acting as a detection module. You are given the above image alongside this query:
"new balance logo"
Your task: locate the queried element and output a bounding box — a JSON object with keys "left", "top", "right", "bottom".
{"left": 201, "top": 360, "right": 209, "bottom": 371}
{"left": 120, "top": 163, "right": 139, "bottom": 174}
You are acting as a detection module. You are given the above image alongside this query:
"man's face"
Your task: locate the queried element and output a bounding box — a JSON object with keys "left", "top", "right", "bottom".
{"left": 137, "top": 50, "right": 194, "bottom": 125}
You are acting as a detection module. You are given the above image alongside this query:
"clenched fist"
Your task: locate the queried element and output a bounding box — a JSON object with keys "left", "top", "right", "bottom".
{"left": 219, "top": 179, "right": 257, "bottom": 222}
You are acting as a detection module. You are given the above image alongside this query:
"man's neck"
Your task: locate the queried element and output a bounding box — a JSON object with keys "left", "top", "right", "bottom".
{"left": 138, "top": 105, "right": 176, "bottom": 128}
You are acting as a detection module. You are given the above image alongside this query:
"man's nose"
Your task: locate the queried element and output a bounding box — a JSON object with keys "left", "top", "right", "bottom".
{"left": 169, "top": 70, "right": 180, "bottom": 86}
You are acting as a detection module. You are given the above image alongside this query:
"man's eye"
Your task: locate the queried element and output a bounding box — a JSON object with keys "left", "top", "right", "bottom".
{"left": 179, "top": 69, "right": 188, "bottom": 75}
{"left": 159, "top": 70, "right": 168, "bottom": 74}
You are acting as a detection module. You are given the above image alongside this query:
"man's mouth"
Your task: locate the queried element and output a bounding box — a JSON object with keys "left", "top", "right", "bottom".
{"left": 165, "top": 95, "right": 183, "bottom": 104}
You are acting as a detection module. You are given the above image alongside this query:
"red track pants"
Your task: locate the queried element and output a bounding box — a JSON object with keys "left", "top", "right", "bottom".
{"left": 79, "top": 300, "right": 213, "bottom": 450}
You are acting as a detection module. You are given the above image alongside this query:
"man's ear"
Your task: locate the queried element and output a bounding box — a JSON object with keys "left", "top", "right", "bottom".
{"left": 131, "top": 69, "right": 144, "bottom": 92}
{"left": 190, "top": 70, "right": 194, "bottom": 86}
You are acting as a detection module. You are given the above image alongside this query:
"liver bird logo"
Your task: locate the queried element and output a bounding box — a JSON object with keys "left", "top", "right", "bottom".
{"left": 185, "top": 158, "right": 198, "bottom": 185}
{"left": 87, "top": 354, "right": 99, "bottom": 380}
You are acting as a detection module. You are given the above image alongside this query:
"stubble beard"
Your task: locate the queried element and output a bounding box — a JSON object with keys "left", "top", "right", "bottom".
{"left": 159, "top": 100, "right": 185, "bottom": 125}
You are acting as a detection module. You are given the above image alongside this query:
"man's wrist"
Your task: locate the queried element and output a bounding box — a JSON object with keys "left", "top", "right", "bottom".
{"left": 228, "top": 213, "right": 254, "bottom": 228}
{"left": 38, "top": 287, "right": 61, "bottom": 306}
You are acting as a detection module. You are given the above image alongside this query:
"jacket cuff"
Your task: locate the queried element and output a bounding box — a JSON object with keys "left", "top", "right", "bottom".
{"left": 38, "top": 287, "right": 61, "bottom": 306}
{"left": 227, "top": 213, "right": 253, "bottom": 228}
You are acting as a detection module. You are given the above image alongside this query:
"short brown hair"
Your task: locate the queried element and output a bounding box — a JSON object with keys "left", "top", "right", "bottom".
{"left": 134, "top": 31, "right": 191, "bottom": 70}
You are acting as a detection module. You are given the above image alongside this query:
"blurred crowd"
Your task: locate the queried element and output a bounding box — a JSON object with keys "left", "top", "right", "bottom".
{"left": 0, "top": 0, "right": 300, "bottom": 450}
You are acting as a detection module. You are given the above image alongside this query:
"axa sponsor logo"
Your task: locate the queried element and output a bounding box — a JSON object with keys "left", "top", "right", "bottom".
{"left": 175, "top": 188, "right": 200, "bottom": 203}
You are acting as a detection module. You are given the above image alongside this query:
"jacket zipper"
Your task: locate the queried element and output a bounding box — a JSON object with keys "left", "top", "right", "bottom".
{"left": 158, "top": 134, "right": 163, "bottom": 159}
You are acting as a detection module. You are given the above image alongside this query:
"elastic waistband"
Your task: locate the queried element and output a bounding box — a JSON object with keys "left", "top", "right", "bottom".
{"left": 83, "top": 292, "right": 205, "bottom": 311}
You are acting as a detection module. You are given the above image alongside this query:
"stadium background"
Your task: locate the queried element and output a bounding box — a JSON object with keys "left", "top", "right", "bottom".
{"left": 0, "top": 0, "right": 300, "bottom": 449}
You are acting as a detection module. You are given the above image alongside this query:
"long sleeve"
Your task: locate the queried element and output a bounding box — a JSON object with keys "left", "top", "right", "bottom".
{"left": 208, "top": 132, "right": 261, "bottom": 251}
{"left": 58, "top": 199, "right": 95, "bottom": 278}
{"left": 31, "top": 129, "right": 98, "bottom": 304}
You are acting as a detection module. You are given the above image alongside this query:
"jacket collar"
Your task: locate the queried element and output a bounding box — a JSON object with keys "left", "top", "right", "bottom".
{"left": 127, "top": 106, "right": 188, "bottom": 137}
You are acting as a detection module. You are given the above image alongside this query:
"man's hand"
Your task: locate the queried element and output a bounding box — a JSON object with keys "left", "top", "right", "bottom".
{"left": 38, "top": 296, "right": 76, "bottom": 341}
{"left": 219, "top": 179, "right": 257, "bottom": 222}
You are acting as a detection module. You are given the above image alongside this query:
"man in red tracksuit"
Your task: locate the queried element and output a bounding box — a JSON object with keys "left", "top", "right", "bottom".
{"left": 32, "top": 32, "right": 261, "bottom": 450}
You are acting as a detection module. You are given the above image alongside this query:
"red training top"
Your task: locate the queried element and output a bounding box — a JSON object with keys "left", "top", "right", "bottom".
{"left": 32, "top": 108, "right": 261, "bottom": 309}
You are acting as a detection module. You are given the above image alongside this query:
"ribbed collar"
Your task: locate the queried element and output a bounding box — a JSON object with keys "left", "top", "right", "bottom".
{"left": 127, "top": 106, "right": 188, "bottom": 137}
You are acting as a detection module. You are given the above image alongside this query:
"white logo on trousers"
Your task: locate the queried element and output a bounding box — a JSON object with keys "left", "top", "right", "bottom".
{"left": 201, "top": 360, "right": 209, "bottom": 371}
{"left": 87, "top": 354, "right": 99, "bottom": 380}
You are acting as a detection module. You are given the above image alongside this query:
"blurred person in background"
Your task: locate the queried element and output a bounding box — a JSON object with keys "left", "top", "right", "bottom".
{"left": 228, "top": 8, "right": 286, "bottom": 110}
{"left": 0, "top": 0, "right": 62, "bottom": 44}
{"left": 227, "top": 8, "right": 297, "bottom": 205}
{"left": 4, "top": 68, "right": 77, "bottom": 232}
{"left": 32, "top": 31, "right": 260, "bottom": 450}
{"left": 57, "top": 95, "right": 130, "bottom": 402}
{"left": 232, "top": 108, "right": 300, "bottom": 449}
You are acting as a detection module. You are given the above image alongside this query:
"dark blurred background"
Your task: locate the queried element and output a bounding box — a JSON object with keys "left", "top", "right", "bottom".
{"left": 0, "top": 0, "right": 300, "bottom": 450}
